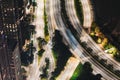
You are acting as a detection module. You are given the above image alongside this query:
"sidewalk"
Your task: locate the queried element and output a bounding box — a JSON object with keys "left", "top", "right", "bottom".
{"left": 26, "top": 0, "right": 45, "bottom": 80}
{"left": 26, "top": 0, "right": 55, "bottom": 80}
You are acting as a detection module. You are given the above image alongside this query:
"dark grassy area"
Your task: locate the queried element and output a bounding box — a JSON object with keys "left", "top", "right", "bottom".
{"left": 51, "top": 30, "right": 73, "bottom": 79}
{"left": 74, "top": 0, "right": 83, "bottom": 25}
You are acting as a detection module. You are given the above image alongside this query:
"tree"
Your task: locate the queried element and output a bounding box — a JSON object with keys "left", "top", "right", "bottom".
{"left": 107, "top": 64, "right": 113, "bottom": 71}
{"left": 28, "top": 25, "right": 36, "bottom": 34}
{"left": 114, "top": 70, "right": 120, "bottom": 76}
{"left": 40, "top": 58, "right": 50, "bottom": 79}
{"left": 32, "top": 2, "right": 37, "bottom": 7}
{"left": 81, "top": 41, "right": 87, "bottom": 48}
{"left": 95, "top": 74, "right": 102, "bottom": 80}
{"left": 93, "top": 55, "right": 99, "bottom": 60}
{"left": 83, "top": 62, "right": 93, "bottom": 73}
{"left": 86, "top": 47, "right": 93, "bottom": 53}
{"left": 99, "top": 59, "right": 107, "bottom": 66}
{"left": 95, "top": 27, "right": 100, "bottom": 34}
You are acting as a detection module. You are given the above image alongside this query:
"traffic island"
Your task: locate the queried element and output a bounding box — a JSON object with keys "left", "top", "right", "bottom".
{"left": 44, "top": 0, "right": 50, "bottom": 42}
{"left": 74, "top": 0, "right": 83, "bottom": 25}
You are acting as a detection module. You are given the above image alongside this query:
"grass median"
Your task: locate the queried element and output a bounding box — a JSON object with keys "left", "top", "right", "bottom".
{"left": 44, "top": 0, "right": 49, "bottom": 42}
{"left": 74, "top": 0, "right": 83, "bottom": 25}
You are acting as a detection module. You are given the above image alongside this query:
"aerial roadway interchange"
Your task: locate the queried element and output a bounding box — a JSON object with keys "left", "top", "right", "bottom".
{"left": 46, "top": 0, "right": 120, "bottom": 80}
{"left": 23, "top": 0, "right": 120, "bottom": 80}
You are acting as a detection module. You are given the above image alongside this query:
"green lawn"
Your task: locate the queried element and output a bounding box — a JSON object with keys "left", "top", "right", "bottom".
{"left": 70, "top": 63, "right": 82, "bottom": 80}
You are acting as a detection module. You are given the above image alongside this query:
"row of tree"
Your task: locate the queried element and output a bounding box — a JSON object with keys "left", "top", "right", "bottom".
{"left": 80, "top": 41, "right": 120, "bottom": 77}
{"left": 40, "top": 58, "right": 50, "bottom": 79}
